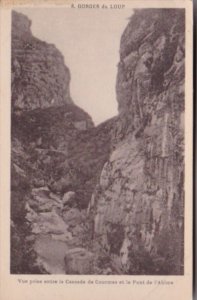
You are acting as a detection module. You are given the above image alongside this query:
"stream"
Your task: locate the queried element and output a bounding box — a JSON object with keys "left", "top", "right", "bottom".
{"left": 25, "top": 186, "right": 88, "bottom": 274}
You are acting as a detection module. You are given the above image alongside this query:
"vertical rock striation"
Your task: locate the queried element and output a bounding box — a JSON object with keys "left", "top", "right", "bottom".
{"left": 11, "top": 9, "right": 185, "bottom": 275}
{"left": 92, "top": 9, "right": 185, "bottom": 275}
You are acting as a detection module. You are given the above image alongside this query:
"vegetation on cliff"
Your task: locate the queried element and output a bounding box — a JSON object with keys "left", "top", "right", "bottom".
{"left": 11, "top": 9, "right": 185, "bottom": 275}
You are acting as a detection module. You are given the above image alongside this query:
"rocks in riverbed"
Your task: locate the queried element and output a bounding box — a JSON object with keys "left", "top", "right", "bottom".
{"left": 62, "top": 208, "right": 84, "bottom": 226}
{"left": 32, "top": 211, "right": 69, "bottom": 235}
{"left": 62, "top": 191, "right": 76, "bottom": 207}
{"left": 25, "top": 202, "right": 38, "bottom": 222}
{"left": 29, "top": 187, "right": 62, "bottom": 212}
{"left": 32, "top": 186, "right": 50, "bottom": 197}
{"left": 64, "top": 248, "right": 94, "bottom": 274}
{"left": 51, "top": 232, "right": 73, "bottom": 243}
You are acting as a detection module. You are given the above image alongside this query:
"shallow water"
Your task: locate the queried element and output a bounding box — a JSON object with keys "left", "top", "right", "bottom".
{"left": 34, "top": 234, "right": 69, "bottom": 274}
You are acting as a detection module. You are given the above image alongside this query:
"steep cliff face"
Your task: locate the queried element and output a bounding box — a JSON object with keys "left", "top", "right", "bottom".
{"left": 11, "top": 9, "right": 185, "bottom": 275}
{"left": 92, "top": 9, "right": 185, "bottom": 275}
{"left": 12, "top": 11, "right": 72, "bottom": 112}
{"left": 11, "top": 11, "right": 113, "bottom": 273}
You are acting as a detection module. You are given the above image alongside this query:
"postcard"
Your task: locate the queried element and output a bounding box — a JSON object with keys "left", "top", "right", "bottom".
{"left": 0, "top": 0, "right": 193, "bottom": 299}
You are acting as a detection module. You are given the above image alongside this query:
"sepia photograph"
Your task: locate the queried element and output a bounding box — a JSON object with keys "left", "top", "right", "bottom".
{"left": 10, "top": 6, "right": 186, "bottom": 276}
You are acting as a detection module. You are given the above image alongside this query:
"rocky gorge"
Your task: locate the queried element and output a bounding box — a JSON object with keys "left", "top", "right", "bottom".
{"left": 11, "top": 9, "right": 185, "bottom": 275}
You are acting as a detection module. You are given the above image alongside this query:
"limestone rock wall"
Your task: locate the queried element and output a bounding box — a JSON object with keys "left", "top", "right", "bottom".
{"left": 12, "top": 11, "right": 72, "bottom": 112}
{"left": 11, "top": 9, "right": 185, "bottom": 275}
{"left": 92, "top": 9, "right": 185, "bottom": 275}
{"left": 11, "top": 11, "right": 112, "bottom": 273}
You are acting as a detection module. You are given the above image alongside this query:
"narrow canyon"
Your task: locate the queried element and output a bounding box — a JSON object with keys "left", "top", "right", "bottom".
{"left": 11, "top": 9, "right": 185, "bottom": 275}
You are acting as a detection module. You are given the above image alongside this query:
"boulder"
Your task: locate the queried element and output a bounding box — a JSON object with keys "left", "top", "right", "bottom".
{"left": 35, "top": 211, "right": 69, "bottom": 235}
{"left": 62, "top": 208, "right": 83, "bottom": 226}
{"left": 64, "top": 248, "right": 94, "bottom": 274}
{"left": 50, "top": 177, "right": 73, "bottom": 193}
{"left": 62, "top": 191, "right": 76, "bottom": 207}
{"left": 32, "top": 186, "right": 50, "bottom": 198}
{"left": 49, "top": 192, "right": 62, "bottom": 203}
{"left": 51, "top": 232, "right": 73, "bottom": 242}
